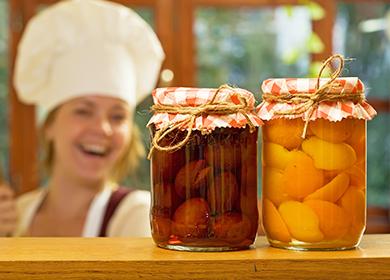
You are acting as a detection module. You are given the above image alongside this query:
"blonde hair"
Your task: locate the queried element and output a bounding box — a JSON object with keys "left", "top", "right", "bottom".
{"left": 40, "top": 108, "right": 145, "bottom": 182}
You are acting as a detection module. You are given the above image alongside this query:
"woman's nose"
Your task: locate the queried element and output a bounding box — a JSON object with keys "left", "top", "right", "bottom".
{"left": 93, "top": 116, "right": 113, "bottom": 136}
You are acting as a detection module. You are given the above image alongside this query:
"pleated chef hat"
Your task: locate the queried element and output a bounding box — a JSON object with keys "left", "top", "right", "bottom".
{"left": 14, "top": 0, "right": 165, "bottom": 114}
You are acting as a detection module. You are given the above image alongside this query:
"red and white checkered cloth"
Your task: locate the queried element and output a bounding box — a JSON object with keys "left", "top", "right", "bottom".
{"left": 148, "top": 87, "right": 263, "bottom": 131}
{"left": 257, "top": 78, "right": 377, "bottom": 121}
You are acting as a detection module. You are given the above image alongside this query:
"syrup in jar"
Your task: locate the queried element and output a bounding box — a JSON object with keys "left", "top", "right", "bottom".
{"left": 148, "top": 86, "right": 262, "bottom": 251}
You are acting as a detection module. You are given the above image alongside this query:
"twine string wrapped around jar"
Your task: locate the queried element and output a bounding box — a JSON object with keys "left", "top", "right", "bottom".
{"left": 148, "top": 84, "right": 257, "bottom": 158}
{"left": 262, "top": 54, "right": 365, "bottom": 138}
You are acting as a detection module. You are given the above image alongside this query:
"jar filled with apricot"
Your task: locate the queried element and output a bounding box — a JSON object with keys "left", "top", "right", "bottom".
{"left": 148, "top": 86, "right": 263, "bottom": 251}
{"left": 258, "top": 76, "right": 376, "bottom": 250}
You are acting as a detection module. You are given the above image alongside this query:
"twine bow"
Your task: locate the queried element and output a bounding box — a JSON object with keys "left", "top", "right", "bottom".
{"left": 148, "top": 84, "right": 256, "bottom": 159}
{"left": 262, "top": 54, "right": 365, "bottom": 138}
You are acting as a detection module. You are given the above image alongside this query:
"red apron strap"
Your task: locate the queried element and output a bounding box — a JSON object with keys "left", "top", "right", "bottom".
{"left": 99, "top": 187, "right": 133, "bottom": 237}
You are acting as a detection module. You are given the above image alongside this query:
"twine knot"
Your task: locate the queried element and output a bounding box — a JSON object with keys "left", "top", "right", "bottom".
{"left": 262, "top": 54, "right": 365, "bottom": 138}
{"left": 148, "top": 84, "right": 256, "bottom": 159}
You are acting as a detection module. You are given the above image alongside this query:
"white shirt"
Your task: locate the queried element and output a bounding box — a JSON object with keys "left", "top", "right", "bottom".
{"left": 14, "top": 186, "right": 151, "bottom": 237}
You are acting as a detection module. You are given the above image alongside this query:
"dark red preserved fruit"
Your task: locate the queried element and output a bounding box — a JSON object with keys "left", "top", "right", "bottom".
{"left": 151, "top": 127, "right": 259, "bottom": 250}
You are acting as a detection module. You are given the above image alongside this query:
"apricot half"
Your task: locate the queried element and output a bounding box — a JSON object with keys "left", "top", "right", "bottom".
{"left": 282, "top": 151, "right": 324, "bottom": 200}
{"left": 172, "top": 198, "right": 210, "bottom": 238}
{"left": 304, "top": 200, "right": 351, "bottom": 240}
{"left": 263, "top": 142, "right": 294, "bottom": 170}
{"left": 309, "top": 118, "right": 355, "bottom": 143}
{"left": 278, "top": 201, "right": 324, "bottom": 242}
{"left": 304, "top": 172, "right": 350, "bottom": 203}
{"left": 338, "top": 188, "right": 365, "bottom": 233}
{"left": 302, "top": 136, "right": 357, "bottom": 170}
{"left": 263, "top": 118, "right": 305, "bottom": 150}
{"left": 346, "top": 119, "right": 366, "bottom": 161}
{"left": 213, "top": 212, "right": 252, "bottom": 243}
{"left": 344, "top": 165, "right": 366, "bottom": 190}
{"left": 263, "top": 167, "right": 291, "bottom": 206}
{"left": 175, "top": 160, "right": 210, "bottom": 199}
{"left": 262, "top": 199, "right": 291, "bottom": 243}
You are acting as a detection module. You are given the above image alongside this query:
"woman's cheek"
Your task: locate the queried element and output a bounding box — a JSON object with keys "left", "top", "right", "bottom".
{"left": 114, "top": 124, "right": 132, "bottom": 153}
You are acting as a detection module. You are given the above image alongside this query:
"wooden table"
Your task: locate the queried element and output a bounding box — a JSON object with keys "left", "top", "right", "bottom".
{"left": 0, "top": 234, "right": 389, "bottom": 279}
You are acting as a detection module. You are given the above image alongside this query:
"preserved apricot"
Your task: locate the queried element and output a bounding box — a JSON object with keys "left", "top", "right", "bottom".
{"left": 174, "top": 160, "right": 210, "bottom": 199}
{"left": 263, "top": 118, "right": 304, "bottom": 150}
{"left": 262, "top": 199, "right": 291, "bottom": 243}
{"left": 151, "top": 127, "right": 259, "bottom": 250}
{"left": 346, "top": 119, "right": 366, "bottom": 161}
{"left": 172, "top": 198, "right": 210, "bottom": 238}
{"left": 304, "top": 200, "right": 350, "bottom": 239}
{"left": 263, "top": 167, "right": 291, "bottom": 206}
{"left": 263, "top": 142, "right": 294, "bottom": 170}
{"left": 309, "top": 118, "right": 354, "bottom": 143}
{"left": 278, "top": 201, "right": 324, "bottom": 243}
{"left": 302, "top": 136, "right": 357, "bottom": 170}
{"left": 149, "top": 86, "right": 262, "bottom": 251}
{"left": 304, "top": 172, "right": 349, "bottom": 203}
{"left": 344, "top": 165, "right": 365, "bottom": 190}
{"left": 282, "top": 151, "right": 324, "bottom": 199}
{"left": 213, "top": 212, "right": 252, "bottom": 243}
{"left": 339, "top": 188, "right": 365, "bottom": 233}
{"left": 259, "top": 74, "right": 376, "bottom": 250}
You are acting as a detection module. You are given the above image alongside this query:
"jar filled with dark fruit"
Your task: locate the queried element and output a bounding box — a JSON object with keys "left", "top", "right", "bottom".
{"left": 148, "top": 85, "right": 263, "bottom": 251}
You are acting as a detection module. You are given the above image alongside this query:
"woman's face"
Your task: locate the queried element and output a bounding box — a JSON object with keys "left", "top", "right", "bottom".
{"left": 45, "top": 95, "right": 133, "bottom": 183}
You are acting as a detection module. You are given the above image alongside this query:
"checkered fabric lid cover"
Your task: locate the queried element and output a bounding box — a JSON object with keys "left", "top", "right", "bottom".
{"left": 257, "top": 77, "right": 377, "bottom": 121}
{"left": 148, "top": 87, "right": 263, "bottom": 131}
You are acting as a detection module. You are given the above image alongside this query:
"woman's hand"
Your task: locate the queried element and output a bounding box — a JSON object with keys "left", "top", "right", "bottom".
{"left": 0, "top": 184, "right": 17, "bottom": 236}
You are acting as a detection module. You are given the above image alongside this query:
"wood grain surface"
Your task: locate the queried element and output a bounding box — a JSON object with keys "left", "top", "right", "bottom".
{"left": 0, "top": 234, "right": 389, "bottom": 279}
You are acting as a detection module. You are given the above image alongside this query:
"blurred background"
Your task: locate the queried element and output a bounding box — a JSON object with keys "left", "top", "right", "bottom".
{"left": 0, "top": 0, "right": 389, "bottom": 232}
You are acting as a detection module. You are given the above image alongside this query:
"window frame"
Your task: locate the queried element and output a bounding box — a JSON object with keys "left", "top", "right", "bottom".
{"left": 8, "top": 0, "right": 390, "bottom": 232}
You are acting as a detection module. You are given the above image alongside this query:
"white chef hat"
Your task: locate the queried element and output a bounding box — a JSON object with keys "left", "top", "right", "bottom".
{"left": 14, "top": 0, "right": 165, "bottom": 114}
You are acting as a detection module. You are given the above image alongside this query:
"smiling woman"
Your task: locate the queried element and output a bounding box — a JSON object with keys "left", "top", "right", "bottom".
{"left": 1, "top": 0, "right": 165, "bottom": 237}
{"left": 41, "top": 97, "right": 134, "bottom": 183}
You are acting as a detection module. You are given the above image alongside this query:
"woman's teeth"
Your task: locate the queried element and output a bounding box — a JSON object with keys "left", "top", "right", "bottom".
{"left": 81, "top": 144, "right": 108, "bottom": 156}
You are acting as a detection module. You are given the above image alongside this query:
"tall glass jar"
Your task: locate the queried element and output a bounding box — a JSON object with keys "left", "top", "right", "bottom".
{"left": 257, "top": 74, "right": 377, "bottom": 250}
{"left": 148, "top": 86, "right": 262, "bottom": 251}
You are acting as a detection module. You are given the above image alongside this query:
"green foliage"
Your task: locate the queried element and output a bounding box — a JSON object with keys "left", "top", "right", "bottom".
{"left": 307, "top": 33, "right": 325, "bottom": 54}
{"left": 196, "top": 7, "right": 309, "bottom": 95}
{"left": 282, "top": 1, "right": 325, "bottom": 66}
{"left": 367, "top": 114, "right": 390, "bottom": 206}
{"left": 121, "top": 8, "right": 155, "bottom": 190}
{"left": 299, "top": 0, "right": 325, "bottom": 21}
{"left": 337, "top": 3, "right": 390, "bottom": 206}
{"left": 308, "top": 61, "right": 332, "bottom": 78}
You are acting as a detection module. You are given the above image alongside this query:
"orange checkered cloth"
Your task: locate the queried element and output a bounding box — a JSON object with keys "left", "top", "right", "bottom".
{"left": 148, "top": 87, "right": 263, "bottom": 131}
{"left": 257, "top": 78, "right": 377, "bottom": 121}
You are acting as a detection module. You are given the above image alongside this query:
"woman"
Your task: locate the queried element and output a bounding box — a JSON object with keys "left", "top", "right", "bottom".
{"left": 1, "top": 0, "right": 164, "bottom": 237}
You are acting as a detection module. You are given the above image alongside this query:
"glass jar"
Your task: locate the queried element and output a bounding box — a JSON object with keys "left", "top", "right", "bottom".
{"left": 148, "top": 86, "right": 262, "bottom": 251}
{"left": 257, "top": 75, "right": 377, "bottom": 250}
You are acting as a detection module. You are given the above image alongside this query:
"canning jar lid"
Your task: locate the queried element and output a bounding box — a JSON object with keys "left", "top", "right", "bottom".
{"left": 257, "top": 55, "right": 377, "bottom": 122}
{"left": 147, "top": 85, "right": 263, "bottom": 157}
{"left": 148, "top": 85, "right": 263, "bottom": 131}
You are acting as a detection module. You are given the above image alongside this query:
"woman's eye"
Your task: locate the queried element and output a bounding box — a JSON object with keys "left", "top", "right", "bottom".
{"left": 74, "top": 108, "right": 92, "bottom": 116}
{"left": 111, "top": 114, "right": 127, "bottom": 122}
